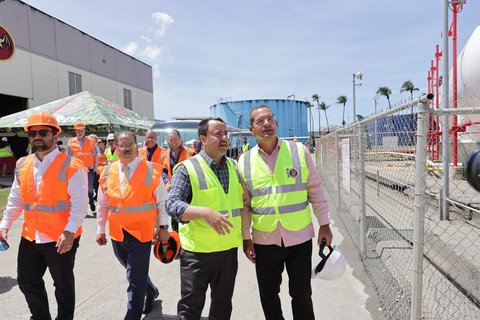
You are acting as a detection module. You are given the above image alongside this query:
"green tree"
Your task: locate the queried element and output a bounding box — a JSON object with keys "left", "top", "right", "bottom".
{"left": 377, "top": 86, "right": 395, "bottom": 136}
{"left": 376, "top": 87, "right": 392, "bottom": 109}
{"left": 305, "top": 100, "right": 314, "bottom": 136}
{"left": 318, "top": 102, "right": 331, "bottom": 133}
{"left": 336, "top": 95, "right": 347, "bottom": 126}
{"left": 312, "top": 94, "right": 321, "bottom": 134}
{"left": 400, "top": 80, "right": 419, "bottom": 97}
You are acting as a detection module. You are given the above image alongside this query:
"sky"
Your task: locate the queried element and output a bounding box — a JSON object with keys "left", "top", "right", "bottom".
{"left": 21, "top": 0, "right": 480, "bottom": 130}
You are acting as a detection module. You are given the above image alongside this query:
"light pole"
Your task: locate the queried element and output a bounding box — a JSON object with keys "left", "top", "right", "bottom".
{"left": 287, "top": 94, "right": 295, "bottom": 137}
{"left": 374, "top": 94, "right": 380, "bottom": 160}
{"left": 353, "top": 71, "right": 363, "bottom": 123}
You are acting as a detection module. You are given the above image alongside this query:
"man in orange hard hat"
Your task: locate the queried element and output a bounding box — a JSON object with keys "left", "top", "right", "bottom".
{"left": 67, "top": 122, "right": 101, "bottom": 214}
{"left": 96, "top": 130, "right": 169, "bottom": 318}
{"left": 0, "top": 112, "right": 88, "bottom": 320}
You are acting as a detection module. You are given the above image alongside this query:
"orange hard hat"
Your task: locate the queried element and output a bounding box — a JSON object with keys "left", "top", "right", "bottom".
{"left": 293, "top": 139, "right": 299, "bottom": 142}
{"left": 74, "top": 122, "right": 86, "bottom": 130}
{"left": 154, "top": 231, "right": 181, "bottom": 264}
{"left": 24, "top": 112, "right": 62, "bottom": 134}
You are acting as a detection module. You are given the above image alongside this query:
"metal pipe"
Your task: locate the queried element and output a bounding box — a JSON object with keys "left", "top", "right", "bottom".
{"left": 359, "top": 125, "right": 366, "bottom": 258}
{"left": 442, "top": 0, "right": 450, "bottom": 222}
{"left": 336, "top": 132, "right": 341, "bottom": 212}
{"left": 410, "top": 99, "right": 429, "bottom": 320}
{"left": 452, "top": 2, "right": 459, "bottom": 167}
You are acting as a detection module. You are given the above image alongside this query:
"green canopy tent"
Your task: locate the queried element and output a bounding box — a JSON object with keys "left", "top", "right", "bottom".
{"left": 0, "top": 91, "right": 155, "bottom": 137}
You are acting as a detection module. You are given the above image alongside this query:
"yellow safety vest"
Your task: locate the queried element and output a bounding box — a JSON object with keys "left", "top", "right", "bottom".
{"left": 239, "top": 140, "right": 311, "bottom": 232}
{"left": 242, "top": 143, "right": 251, "bottom": 153}
{"left": 0, "top": 147, "right": 12, "bottom": 158}
{"left": 104, "top": 147, "right": 119, "bottom": 164}
{"left": 179, "top": 155, "right": 243, "bottom": 253}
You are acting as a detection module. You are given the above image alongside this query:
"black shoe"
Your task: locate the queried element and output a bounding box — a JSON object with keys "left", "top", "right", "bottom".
{"left": 90, "top": 203, "right": 96, "bottom": 212}
{"left": 143, "top": 287, "right": 159, "bottom": 314}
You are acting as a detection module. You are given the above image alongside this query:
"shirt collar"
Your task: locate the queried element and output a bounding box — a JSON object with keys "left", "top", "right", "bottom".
{"left": 120, "top": 157, "right": 140, "bottom": 171}
{"left": 257, "top": 137, "right": 282, "bottom": 154}
{"left": 35, "top": 147, "right": 61, "bottom": 163}
{"left": 199, "top": 150, "right": 226, "bottom": 167}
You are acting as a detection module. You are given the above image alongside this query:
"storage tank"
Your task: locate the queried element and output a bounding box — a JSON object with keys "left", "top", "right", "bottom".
{"left": 210, "top": 99, "right": 309, "bottom": 141}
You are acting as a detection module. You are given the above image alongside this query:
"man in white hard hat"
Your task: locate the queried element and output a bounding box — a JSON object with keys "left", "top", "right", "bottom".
{"left": 238, "top": 105, "right": 332, "bottom": 320}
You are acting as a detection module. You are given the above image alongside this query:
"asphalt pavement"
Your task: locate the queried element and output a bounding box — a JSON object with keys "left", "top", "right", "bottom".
{"left": 0, "top": 179, "right": 384, "bottom": 319}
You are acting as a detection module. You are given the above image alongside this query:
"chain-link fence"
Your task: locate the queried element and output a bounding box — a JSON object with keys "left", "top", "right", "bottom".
{"left": 316, "top": 93, "right": 480, "bottom": 319}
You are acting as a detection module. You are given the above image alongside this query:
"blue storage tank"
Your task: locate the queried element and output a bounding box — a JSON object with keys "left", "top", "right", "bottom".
{"left": 210, "top": 99, "right": 309, "bottom": 142}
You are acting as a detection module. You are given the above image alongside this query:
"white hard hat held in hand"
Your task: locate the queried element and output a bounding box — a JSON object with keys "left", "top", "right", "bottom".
{"left": 311, "top": 238, "right": 346, "bottom": 281}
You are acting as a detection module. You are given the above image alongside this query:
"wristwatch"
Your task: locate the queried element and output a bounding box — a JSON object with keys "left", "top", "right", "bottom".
{"left": 159, "top": 225, "right": 169, "bottom": 230}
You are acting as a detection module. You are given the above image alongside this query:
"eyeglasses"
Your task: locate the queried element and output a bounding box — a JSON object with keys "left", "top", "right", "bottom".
{"left": 254, "top": 116, "right": 275, "bottom": 126}
{"left": 108, "top": 139, "right": 114, "bottom": 142}
{"left": 116, "top": 143, "right": 137, "bottom": 150}
{"left": 97, "top": 141, "right": 104, "bottom": 144}
{"left": 28, "top": 130, "right": 54, "bottom": 138}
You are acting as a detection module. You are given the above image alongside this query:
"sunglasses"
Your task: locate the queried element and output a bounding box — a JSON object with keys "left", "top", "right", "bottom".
{"left": 28, "top": 130, "right": 54, "bottom": 138}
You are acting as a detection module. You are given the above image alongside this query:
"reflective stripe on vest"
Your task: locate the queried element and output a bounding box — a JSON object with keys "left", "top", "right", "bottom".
{"left": 180, "top": 156, "right": 243, "bottom": 253}
{"left": 15, "top": 156, "right": 29, "bottom": 186}
{"left": 240, "top": 140, "right": 311, "bottom": 232}
{"left": 105, "top": 161, "right": 156, "bottom": 213}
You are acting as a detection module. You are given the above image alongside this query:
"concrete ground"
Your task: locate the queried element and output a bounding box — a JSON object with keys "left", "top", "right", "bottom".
{"left": 0, "top": 173, "right": 384, "bottom": 319}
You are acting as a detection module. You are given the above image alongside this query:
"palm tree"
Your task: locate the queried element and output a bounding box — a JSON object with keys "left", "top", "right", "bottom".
{"left": 376, "top": 87, "right": 392, "bottom": 109}
{"left": 312, "top": 94, "right": 321, "bottom": 134}
{"left": 305, "top": 100, "right": 314, "bottom": 138}
{"left": 377, "top": 86, "right": 395, "bottom": 136}
{"left": 336, "top": 95, "right": 347, "bottom": 126}
{"left": 400, "top": 80, "right": 419, "bottom": 145}
{"left": 318, "top": 102, "right": 331, "bottom": 133}
{"left": 400, "top": 80, "right": 419, "bottom": 97}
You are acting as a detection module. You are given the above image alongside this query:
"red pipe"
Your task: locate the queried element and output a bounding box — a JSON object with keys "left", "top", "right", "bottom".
{"left": 452, "top": 2, "right": 459, "bottom": 167}
{"left": 435, "top": 45, "right": 442, "bottom": 161}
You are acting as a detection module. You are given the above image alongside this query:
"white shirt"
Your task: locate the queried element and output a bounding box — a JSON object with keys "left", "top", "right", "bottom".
{"left": 0, "top": 148, "right": 89, "bottom": 243}
{"left": 96, "top": 157, "right": 169, "bottom": 235}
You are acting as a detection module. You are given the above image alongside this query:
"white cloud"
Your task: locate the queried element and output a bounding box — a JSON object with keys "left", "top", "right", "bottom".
{"left": 122, "top": 42, "right": 138, "bottom": 55}
{"left": 152, "top": 12, "right": 174, "bottom": 37}
{"left": 140, "top": 45, "right": 162, "bottom": 61}
{"left": 141, "top": 35, "right": 152, "bottom": 42}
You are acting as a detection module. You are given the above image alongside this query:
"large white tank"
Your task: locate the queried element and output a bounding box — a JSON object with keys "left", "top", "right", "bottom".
{"left": 450, "top": 25, "right": 480, "bottom": 143}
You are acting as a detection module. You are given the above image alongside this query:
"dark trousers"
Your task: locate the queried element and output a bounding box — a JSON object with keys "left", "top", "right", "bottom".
{"left": 111, "top": 229, "right": 157, "bottom": 320}
{"left": 178, "top": 248, "right": 238, "bottom": 320}
{"left": 254, "top": 239, "right": 314, "bottom": 320}
{"left": 87, "top": 169, "right": 94, "bottom": 207}
{"left": 17, "top": 236, "right": 80, "bottom": 320}
{"left": 93, "top": 171, "right": 100, "bottom": 200}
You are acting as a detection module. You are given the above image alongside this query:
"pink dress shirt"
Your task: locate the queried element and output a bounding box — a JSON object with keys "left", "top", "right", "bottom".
{"left": 241, "top": 138, "right": 330, "bottom": 247}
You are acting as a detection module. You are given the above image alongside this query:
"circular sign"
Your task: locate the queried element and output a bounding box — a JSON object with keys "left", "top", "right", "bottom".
{"left": 0, "top": 25, "right": 15, "bottom": 62}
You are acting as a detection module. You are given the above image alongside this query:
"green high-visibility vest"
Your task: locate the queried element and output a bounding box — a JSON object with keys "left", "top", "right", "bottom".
{"left": 104, "top": 147, "right": 118, "bottom": 164}
{"left": 239, "top": 140, "right": 311, "bottom": 232}
{"left": 0, "top": 147, "right": 12, "bottom": 158}
{"left": 242, "top": 143, "right": 251, "bottom": 153}
{"left": 179, "top": 155, "right": 243, "bottom": 253}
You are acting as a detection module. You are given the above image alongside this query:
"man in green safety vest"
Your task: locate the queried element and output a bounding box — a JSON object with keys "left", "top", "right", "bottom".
{"left": 102, "top": 133, "right": 119, "bottom": 165}
{"left": 166, "top": 117, "right": 243, "bottom": 320}
{"left": 239, "top": 104, "right": 333, "bottom": 320}
{"left": 242, "top": 137, "right": 251, "bottom": 153}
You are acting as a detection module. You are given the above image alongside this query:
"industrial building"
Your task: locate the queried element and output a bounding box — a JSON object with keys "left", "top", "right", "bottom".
{"left": 0, "top": 0, "right": 154, "bottom": 157}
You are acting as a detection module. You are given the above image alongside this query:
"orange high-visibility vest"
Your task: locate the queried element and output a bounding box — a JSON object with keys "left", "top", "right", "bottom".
{"left": 17, "top": 153, "right": 84, "bottom": 241}
{"left": 141, "top": 145, "right": 164, "bottom": 167}
{"left": 98, "top": 152, "right": 107, "bottom": 167}
{"left": 99, "top": 160, "right": 162, "bottom": 242}
{"left": 164, "top": 147, "right": 196, "bottom": 180}
{"left": 68, "top": 137, "right": 96, "bottom": 167}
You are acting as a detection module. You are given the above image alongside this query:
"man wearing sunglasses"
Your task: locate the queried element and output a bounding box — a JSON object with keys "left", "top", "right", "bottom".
{"left": 66, "top": 122, "right": 101, "bottom": 214}
{"left": 96, "top": 131, "right": 169, "bottom": 319}
{"left": 0, "top": 112, "right": 88, "bottom": 320}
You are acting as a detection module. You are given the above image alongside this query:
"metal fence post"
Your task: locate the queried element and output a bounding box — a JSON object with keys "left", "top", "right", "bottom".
{"left": 359, "top": 124, "right": 366, "bottom": 258}
{"left": 411, "top": 97, "right": 430, "bottom": 320}
{"left": 336, "top": 132, "right": 341, "bottom": 212}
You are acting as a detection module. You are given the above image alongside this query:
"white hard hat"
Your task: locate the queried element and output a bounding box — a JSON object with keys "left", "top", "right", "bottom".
{"left": 1, "top": 137, "right": 7, "bottom": 142}
{"left": 311, "top": 239, "right": 346, "bottom": 281}
{"left": 107, "top": 133, "right": 115, "bottom": 140}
